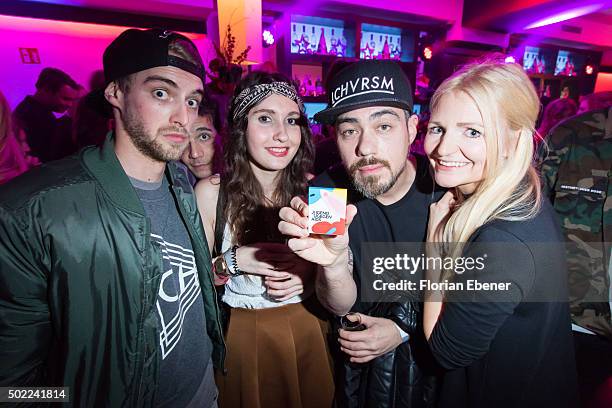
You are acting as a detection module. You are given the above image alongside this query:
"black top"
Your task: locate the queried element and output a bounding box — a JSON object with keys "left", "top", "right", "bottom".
{"left": 430, "top": 199, "right": 579, "bottom": 408}
{"left": 13, "top": 96, "right": 75, "bottom": 163}
{"left": 313, "top": 154, "right": 444, "bottom": 312}
{"left": 314, "top": 155, "right": 444, "bottom": 408}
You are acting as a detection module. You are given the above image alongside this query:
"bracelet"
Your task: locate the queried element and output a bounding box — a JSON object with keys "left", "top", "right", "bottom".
{"left": 231, "top": 245, "right": 243, "bottom": 276}
{"left": 222, "top": 245, "right": 243, "bottom": 277}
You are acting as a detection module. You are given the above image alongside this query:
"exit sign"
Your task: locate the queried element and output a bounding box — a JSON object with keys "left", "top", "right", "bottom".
{"left": 19, "top": 48, "right": 40, "bottom": 64}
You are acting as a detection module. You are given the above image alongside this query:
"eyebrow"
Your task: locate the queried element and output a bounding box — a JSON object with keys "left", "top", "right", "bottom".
{"left": 369, "top": 109, "right": 400, "bottom": 121}
{"left": 195, "top": 126, "right": 213, "bottom": 132}
{"left": 457, "top": 122, "right": 484, "bottom": 128}
{"left": 336, "top": 117, "right": 359, "bottom": 125}
{"left": 144, "top": 75, "right": 178, "bottom": 88}
{"left": 144, "top": 75, "right": 204, "bottom": 97}
{"left": 428, "top": 121, "right": 484, "bottom": 128}
{"left": 251, "top": 108, "right": 300, "bottom": 116}
{"left": 336, "top": 109, "right": 400, "bottom": 125}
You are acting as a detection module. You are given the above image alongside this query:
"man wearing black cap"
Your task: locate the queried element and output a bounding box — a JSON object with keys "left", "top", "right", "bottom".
{"left": 279, "top": 60, "right": 441, "bottom": 407}
{"left": 0, "top": 29, "right": 223, "bottom": 407}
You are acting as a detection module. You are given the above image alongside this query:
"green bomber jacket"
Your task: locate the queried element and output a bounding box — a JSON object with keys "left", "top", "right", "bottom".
{"left": 0, "top": 135, "right": 225, "bottom": 406}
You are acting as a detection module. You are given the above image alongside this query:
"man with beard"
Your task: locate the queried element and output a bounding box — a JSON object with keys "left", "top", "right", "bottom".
{"left": 279, "top": 60, "right": 442, "bottom": 407}
{"left": 0, "top": 29, "right": 223, "bottom": 407}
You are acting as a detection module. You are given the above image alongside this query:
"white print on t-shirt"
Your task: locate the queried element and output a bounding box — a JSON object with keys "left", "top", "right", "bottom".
{"left": 151, "top": 233, "right": 202, "bottom": 359}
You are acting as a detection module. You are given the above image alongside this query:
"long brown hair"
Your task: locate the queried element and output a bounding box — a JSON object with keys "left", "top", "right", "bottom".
{"left": 223, "top": 72, "right": 314, "bottom": 245}
{"left": 0, "top": 91, "right": 12, "bottom": 152}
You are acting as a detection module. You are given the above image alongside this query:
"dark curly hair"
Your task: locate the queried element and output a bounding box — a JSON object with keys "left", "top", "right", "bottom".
{"left": 223, "top": 71, "right": 314, "bottom": 245}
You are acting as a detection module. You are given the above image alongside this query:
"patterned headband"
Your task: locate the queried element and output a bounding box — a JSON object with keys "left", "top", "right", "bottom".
{"left": 232, "top": 81, "right": 304, "bottom": 121}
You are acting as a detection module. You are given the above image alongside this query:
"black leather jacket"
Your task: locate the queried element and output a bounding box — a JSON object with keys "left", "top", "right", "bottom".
{"left": 336, "top": 301, "right": 438, "bottom": 408}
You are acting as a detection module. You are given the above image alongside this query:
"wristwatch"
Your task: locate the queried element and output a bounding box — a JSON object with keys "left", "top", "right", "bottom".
{"left": 214, "top": 246, "right": 244, "bottom": 278}
{"left": 213, "top": 255, "right": 230, "bottom": 278}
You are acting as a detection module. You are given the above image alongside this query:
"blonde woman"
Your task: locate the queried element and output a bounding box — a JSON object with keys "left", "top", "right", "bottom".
{"left": 422, "top": 59, "right": 578, "bottom": 407}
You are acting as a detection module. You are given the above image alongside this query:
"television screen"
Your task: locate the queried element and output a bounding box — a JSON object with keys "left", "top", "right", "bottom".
{"left": 291, "top": 15, "right": 348, "bottom": 57}
{"left": 522, "top": 46, "right": 554, "bottom": 75}
{"left": 360, "top": 24, "right": 403, "bottom": 61}
{"left": 554, "top": 50, "right": 585, "bottom": 76}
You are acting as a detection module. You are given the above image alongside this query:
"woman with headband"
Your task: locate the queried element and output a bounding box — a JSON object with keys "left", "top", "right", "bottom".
{"left": 422, "top": 58, "right": 578, "bottom": 407}
{"left": 195, "top": 72, "right": 334, "bottom": 407}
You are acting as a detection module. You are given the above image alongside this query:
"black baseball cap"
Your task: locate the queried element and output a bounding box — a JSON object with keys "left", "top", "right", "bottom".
{"left": 90, "top": 28, "right": 205, "bottom": 117}
{"left": 103, "top": 28, "right": 204, "bottom": 84}
{"left": 314, "top": 60, "right": 413, "bottom": 124}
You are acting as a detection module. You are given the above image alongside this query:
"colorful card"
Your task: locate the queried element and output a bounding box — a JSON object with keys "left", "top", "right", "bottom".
{"left": 308, "top": 187, "right": 347, "bottom": 236}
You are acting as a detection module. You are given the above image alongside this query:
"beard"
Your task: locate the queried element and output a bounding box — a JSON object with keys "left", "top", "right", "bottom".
{"left": 122, "top": 107, "right": 187, "bottom": 162}
{"left": 347, "top": 157, "right": 406, "bottom": 199}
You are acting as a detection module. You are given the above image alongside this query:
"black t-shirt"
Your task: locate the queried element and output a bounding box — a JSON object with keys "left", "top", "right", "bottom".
{"left": 313, "top": 154, "right": 444, "bottom": 312}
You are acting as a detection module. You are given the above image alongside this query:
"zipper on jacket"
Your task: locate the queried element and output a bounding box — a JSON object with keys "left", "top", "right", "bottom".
{"left": 171, "top": 185, "right": 227, "bottom": 369}
{"left": 134, "top": 217, "right": 151, "bottom": 405}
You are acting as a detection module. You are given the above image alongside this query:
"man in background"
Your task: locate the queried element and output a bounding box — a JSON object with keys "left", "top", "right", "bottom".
{"left": 540, "top": 91, "right": 611, "bottom": 408}
{"left": 180, "top": 98, "right": 222, "bottom": 184}
{"left": 13, "top": 67, "right": 80, "bottom": 162}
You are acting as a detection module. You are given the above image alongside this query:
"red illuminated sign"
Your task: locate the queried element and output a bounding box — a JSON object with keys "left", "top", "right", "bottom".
{"left": 19, "top": 48, "right": 40, "bottom": 64}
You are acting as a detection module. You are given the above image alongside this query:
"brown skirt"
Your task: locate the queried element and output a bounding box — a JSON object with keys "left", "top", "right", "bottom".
{"left": 215, "top": 297, "right": 335, "bottom": 408}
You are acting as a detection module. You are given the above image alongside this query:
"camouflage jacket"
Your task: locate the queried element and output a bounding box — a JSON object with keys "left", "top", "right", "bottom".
{"left": 540, "top": 107, "right": 612, "bottom": 339}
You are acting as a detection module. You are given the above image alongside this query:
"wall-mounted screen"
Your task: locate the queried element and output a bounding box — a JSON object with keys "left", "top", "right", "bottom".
{"left": 291, "top": 15, "right": 351, "bottom": 57}
{"left": 554, "top": 50, "right": 585, "bottom": 76}
{"left": 522, "top": 46, "right": 554, "bottom": 75}
{"left": 360, "top": 23, "right": 414, "bottom": 62}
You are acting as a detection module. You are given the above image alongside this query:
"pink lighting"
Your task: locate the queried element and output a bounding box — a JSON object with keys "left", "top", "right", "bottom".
{"left": 504, "top": 56, "right": 516, "bottom": 63}
{"left": 524, "top": 3, "right": 605, "bottom": 29}
{"left": 0, "top": 14, "right": 207, "bottom": 109}
{"left": 585, "top": 64, "right": 594, "bottom": 75}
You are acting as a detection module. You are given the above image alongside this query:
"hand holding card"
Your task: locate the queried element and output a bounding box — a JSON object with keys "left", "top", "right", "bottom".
{"left": 278, "top": 194, "right": 356, "bottom": 267}
{"left": 308, "top": 187, "right": 348, "bottom": 236}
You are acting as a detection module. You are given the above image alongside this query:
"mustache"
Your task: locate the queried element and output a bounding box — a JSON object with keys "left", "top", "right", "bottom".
{"left": 348, "top": 157, "right": 391, "bottom": 175}
{"left": 159, "top": 127, "right": 189, "bottom": 137}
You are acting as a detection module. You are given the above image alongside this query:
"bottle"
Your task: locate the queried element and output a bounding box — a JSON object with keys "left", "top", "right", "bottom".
{"left": 367, "top": 34, "right": 375, "bottom": 59}
{"left": 317, "top": 27, "right": 328, "bottom": 54}
{"left": 382, "top": 35, "right": 390, "bottom": 59}
{"left": 393, "top": 37, "right": 402, "bottom": 60}
{"left": 329, "top": 28, "right": 337, "bottom": 56}
{"left": 305, "top": 75, "right": 314, "bottom": 96}
{"left": 315, "top": 77, "right": 324, "bottom": 96}
{"left": 311, "top": 26, "right": 317, "bottom": 54}
{"left": 298, "top": 33, "right": 308, "bottom": 54}
{"left": 337, "top": 34, "right": 345, "bottom": 57}
{"left": 299, "top": 25, "right": 309, "bottom": 54}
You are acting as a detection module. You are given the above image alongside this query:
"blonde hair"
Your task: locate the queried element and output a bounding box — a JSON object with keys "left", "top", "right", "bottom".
{"left": 430, "top": 57, "right": 542, "bottom": 251}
